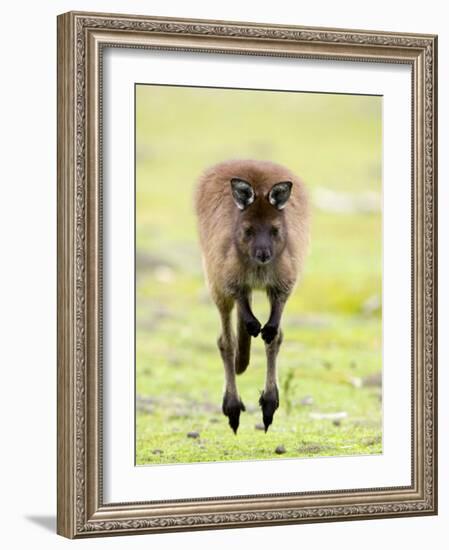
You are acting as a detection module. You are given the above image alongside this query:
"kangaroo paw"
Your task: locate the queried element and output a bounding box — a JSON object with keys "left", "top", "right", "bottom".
{"left": 261, "top": 323, "right": 278, "bottom": 344}
{"left": 245, "top": 318, "right": 261, "bottom": 338}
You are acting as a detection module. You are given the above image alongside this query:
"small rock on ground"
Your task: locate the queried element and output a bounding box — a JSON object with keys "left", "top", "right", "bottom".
{"left": 187, "top": 431, "right": 200, "bottom": 439}
{"left": 275, "top": 445, "right": 286, "bottom": 454}
{"left": 255, "top": 423, "right": 265, "bottom": 431}
{"left": 309, "top": 411, "right": 347, "bottom": 421}
{"left": 300, "top": 395, "right": 314, "bottom": 406}
{"left": 362, "top": 372, "right": 382, "bottom": 387}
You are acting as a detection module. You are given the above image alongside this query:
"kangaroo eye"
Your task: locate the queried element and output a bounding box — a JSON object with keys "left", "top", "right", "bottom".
{"left": 271, "top": 226, "right": 279, "bottom": 237}
{"left": 244, "top": 226, "right": 254, "bottom": 237}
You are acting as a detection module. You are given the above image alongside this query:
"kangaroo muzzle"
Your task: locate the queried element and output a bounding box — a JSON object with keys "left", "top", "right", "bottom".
{"left": 254, "top": 247, "right": 272, "bottom": 265}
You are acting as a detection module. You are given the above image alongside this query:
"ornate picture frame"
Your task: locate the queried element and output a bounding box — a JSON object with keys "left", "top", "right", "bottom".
{"left": 57, "top": 11, "right": 438, "bottom": 538}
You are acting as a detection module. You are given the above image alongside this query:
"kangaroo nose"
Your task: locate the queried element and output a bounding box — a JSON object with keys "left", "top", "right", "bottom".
{"left": 255, "top": 249, "right": 272, "bottom": 264}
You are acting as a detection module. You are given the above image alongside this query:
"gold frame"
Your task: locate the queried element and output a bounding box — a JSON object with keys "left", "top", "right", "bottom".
{"left": 57, "top": 10, "right": 438, "bottom": 538}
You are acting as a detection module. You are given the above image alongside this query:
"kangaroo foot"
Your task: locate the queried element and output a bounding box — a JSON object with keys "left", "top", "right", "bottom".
{"left": 259, "top": 387, "right": 279, "bottom": 432}
{"left": 222, "top": 392, "right": 246, "bottom": 434}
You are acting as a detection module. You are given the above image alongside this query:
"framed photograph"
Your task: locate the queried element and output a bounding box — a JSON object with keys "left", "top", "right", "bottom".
{"left": 57, "top": 11, "right": 438, "bottom": 538}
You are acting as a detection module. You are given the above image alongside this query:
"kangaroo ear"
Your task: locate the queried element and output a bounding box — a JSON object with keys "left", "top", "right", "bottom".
{"left": 230, "top": 178, "right": 255, "bottom": 210}
{"left": 268, "top": 181, "right": 292, "bottom": 210}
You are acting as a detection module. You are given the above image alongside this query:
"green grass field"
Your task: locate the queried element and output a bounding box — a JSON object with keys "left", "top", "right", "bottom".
{"left": 135, "top": 85, "right": 382, "bottom": 465}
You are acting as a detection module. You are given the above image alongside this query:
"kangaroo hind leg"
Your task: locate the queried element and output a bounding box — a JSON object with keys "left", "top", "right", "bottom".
{"left": 216, "top": 295, "right": 245, "bottom": 433}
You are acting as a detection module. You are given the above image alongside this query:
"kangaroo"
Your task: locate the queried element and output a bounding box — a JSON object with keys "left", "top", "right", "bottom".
{"left": 194, "top": 159, "right": 309, "bottom": 433}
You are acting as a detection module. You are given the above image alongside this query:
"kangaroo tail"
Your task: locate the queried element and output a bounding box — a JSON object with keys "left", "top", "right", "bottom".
{"left": 235, "top": 308, "right": 251, "bottom": 375}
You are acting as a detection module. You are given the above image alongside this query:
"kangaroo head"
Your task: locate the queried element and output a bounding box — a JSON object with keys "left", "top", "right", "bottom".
{"left": 230, "top": 178, "right": 292, "bottom": 266}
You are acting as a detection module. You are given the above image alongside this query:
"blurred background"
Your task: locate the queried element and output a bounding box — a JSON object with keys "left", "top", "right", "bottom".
{"left": 135, "top": 84, "right": 382, "bottom": 465}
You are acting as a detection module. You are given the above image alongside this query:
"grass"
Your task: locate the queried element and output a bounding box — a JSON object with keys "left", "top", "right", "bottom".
{"left": 135, "top": 85, "right": 382, "bottom": 465}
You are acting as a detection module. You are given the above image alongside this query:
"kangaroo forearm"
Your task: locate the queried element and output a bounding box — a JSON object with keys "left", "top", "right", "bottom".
{"left": 266, "top": 287, "right": 288, "bottom": 326}
{"left": 237, "top": 294, "right": 257, "bottom": 323}
{"left": 235, "top": 291, "right": 261, "bottom": 338}
{"left": 267, "top": 302, "right": 284, "bottom": 327}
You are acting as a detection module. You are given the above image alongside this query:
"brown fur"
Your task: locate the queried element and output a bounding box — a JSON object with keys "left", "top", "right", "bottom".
{"left": 194, "top": 159, "right": 309, "bottom": 432}
{"left": 195, "top": 159, "right": 309, "bottom": 300}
